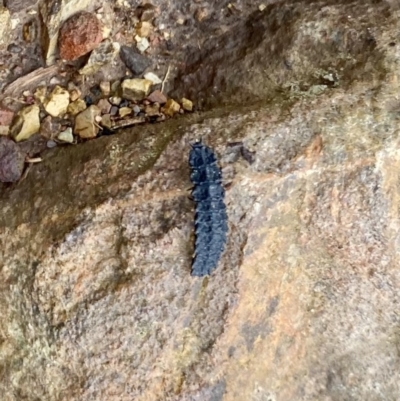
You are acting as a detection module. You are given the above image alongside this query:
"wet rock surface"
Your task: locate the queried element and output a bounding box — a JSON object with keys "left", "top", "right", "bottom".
{"left": 1, "top": 1, "right": 400, "bottom": 401}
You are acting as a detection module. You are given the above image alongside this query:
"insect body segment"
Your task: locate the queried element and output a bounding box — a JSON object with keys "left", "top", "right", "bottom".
{"left": 189, "top": 142, "right": 228, "bottom": 276}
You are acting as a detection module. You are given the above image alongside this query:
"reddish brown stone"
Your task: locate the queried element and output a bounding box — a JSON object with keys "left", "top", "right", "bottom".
{"left": 97, "top": 98, "right": 111, "bottom": 114}
{"left": 58, "top": 12, "right": 103, "bottom": 61}
{"left": 147, "top": 89, "right": 167, "bottom": 104}
{"left": 0, "top": 107, "right": 14, "bottom": 126}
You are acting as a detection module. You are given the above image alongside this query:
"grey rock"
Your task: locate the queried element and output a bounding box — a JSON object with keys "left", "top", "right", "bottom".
{"left": 46, "top": 139, "right": 57, "bottom": 148}
{"left": 132, "top": 104, "right": 141, "bottom": 115}
{"left": 0, "top": 137, "right": 24, "bottom": 182}
{"left": 4, "top": 0, "right": 38, "bottom": 13}
{"left": 119, "top": 45, "right": 151, "bottom": 75}
{"left": 79, "top": 39, "right": 120, "bottom": 76}
{"left": 7, "top": 43, "right": 21, "bottom": 53}
{"left": 17, "top": 134, "right": 48, "bottom": 157}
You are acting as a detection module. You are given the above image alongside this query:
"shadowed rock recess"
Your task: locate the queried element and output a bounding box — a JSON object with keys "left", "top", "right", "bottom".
{"left": 2, "top": 1, "right": 400, "bottom": 400}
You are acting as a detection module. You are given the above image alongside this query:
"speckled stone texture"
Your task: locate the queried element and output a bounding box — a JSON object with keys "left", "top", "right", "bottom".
{"left": 1, "top": 1, "right": 400, "bottom": 400}
{"left": 58, "top": 12, "right": 103, "bottom": 61}
{"left": 0, "top": 136, "right": 25, "bottom": 182}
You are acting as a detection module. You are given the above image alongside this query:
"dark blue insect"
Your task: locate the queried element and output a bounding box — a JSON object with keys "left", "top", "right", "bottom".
{"left": 189, "top": 142, "right": 228, "bottom": 276}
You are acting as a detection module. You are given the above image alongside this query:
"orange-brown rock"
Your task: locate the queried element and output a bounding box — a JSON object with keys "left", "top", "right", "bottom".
{"left": 58, "top": 12, "right": 103, "bottom": 61}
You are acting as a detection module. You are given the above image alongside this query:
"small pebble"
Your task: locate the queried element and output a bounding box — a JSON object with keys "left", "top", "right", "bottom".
{"left": 0, "top": 137, "right": 25, "bottom": 183}
{"left": 132, "top": 105, "right": 141, "bottom": 115}
{"left": 25, "top": 96, "right": 35, "bottom": 105}
{"left": 78, "top": 39, "right": 119, "bottom": 75}
{"left": 74, "top": 105, "right": 101, "bottom": 138}
{"left": 18, "top": 135, "right": 48, "bottom": 158}
{"left": 194, "top": 8, "right": 208, "bottom": 22}
{"left": 120, "top": 99, "right": 129, "bottom": 108}
{"left": 119, "top": 45, "right": 151, "bottom": 75}
{"left": 182, "top": 97, "right": 193, "bottom": 111}
{"left": 161, "top": 99, "right": 180, "bottom": 117}
{"left": 49, "top": 77, "right": 61, "bottom": 85}
{"left": 90, "top": 85, "right": 101, "bottom": 97}
{"left": 47, "top": 140, "right": 57, "bottom": 148}
{"left": 84, "top": 95, "right": 93, "bottom": 106}
{"left": 34, "top": 86, "right": 47, "bottom": 104}
{"left": 57, "top": 127, "right": 74, "bottom": 143}
{"left": 100, "top": 81, "right": 111, "bottom": 96}
{"left": 147, "top": 89, "right": 167, "bottom": 104}
{"left": 144, "top": 72, "right": 162, "bottom": 84}
{"left": 69, "top": 88, "right": 81, "bottom": 102}
{"left": 135, "top": 36, "right": 150, "bottom": 53}
{"left": 67, "top": 99, "right": 87, "bottom": 116}
{"left": 111, "top": 80, "right": 121, "bottom": 93}
{"left": 44, "top": 85, "right": 70, "bottom": 117}
{"left": 97, "top": 98, "right": 112, "bottom": 114}
{"left": 23, "top": 20, "right": 37, "bottom": 42}
{"left": 122, "top": 78, "right": 153, "bottom": 101}
{"left": 40, "top": 115, "right": 59, "bottom": 139}
{"left": 119, "top": 107, "right": 132, "bottom": 117}
{"left": 10, "top": 105, "right": 40, "bottom": 142}
{"left": 0, "top": 107, "right": 14, "bottom": 126}
{"left": 138, "top": 4, "right": 158, "bottom": 22}
{"left": 144, "top": 103, "right": 160, "bottom": 117}
{"left": 136, "top": 21, "right": 152, "bottom": 37}
{"left": 101, "top": 114, "right": 112, "bottom": 128}
{"left": 110, "top": 106, "right": 119, "bottom": 116}
{"left": 109, "top": 96, "right": 122, "bottom": 106}
{"left": 12, "top": 65, "right": 23, "bottom": 76}
{"left": 7, "top": 43, "right": 22, "bottom": 53}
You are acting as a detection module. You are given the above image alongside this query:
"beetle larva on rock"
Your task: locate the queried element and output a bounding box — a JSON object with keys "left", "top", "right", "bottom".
{"left": 189, "top": 141, "right": 228, "bottom": 276}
